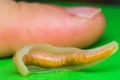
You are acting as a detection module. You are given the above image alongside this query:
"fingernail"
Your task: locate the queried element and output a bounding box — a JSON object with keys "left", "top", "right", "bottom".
{"left": 66, "top": 7, "right": 101, "bottom": 18}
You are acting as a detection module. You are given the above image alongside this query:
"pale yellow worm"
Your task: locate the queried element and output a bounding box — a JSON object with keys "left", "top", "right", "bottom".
{"left": 13, "top": 41, "right": 118, "bottom": 76}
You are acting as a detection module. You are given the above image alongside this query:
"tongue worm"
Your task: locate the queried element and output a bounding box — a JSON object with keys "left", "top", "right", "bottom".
{"left": 13, "top": 41, "right": 118, "bottom": 76}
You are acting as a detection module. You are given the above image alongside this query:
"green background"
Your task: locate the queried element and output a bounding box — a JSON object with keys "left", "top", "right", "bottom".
{"left": 0, "top": 1, "right": 120, "bottom": 80}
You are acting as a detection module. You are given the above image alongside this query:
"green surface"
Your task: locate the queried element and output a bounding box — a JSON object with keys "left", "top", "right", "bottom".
{"left": 0, "top": 1, "right": 120, "bottom": 80}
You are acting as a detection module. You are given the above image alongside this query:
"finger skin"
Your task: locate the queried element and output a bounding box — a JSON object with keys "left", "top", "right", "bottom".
{"left": 0, "top": 1, "right": 105, "bottom": 58}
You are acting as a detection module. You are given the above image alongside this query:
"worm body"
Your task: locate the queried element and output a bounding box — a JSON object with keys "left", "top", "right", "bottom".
{"left": 23, "top": 48, "right": 113, "bottom": 68}
{"left": 13, "top": 41, "right": 118, "bottom": 76}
